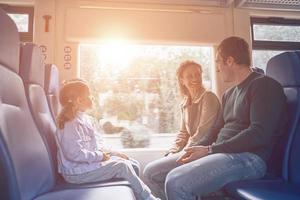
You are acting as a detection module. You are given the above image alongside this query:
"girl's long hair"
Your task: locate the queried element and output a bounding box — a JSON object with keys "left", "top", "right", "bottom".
{"left": 56, "top": 79, "right": 89, "bottom": 129}
{"left": 176, "top": 60, "right": 203, "bottom": 97}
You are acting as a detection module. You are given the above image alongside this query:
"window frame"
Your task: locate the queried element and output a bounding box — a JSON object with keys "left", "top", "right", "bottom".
{"left": 0, "top": 4, "right": 34, "bottom": 42}
{"left": 251, "top": 17, "right": 300, "bottom": 51}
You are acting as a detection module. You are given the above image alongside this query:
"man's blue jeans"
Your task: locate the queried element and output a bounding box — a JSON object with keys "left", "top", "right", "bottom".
{"left": 143, "top": 152, "right": 266, "bottom": 200}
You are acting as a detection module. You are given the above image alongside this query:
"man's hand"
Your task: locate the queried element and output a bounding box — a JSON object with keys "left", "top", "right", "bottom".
{"left": 176, "top": 146, "right": 209, "bottom": 164}
{"left": 102, "top": 152, "right": 111, "bottom": 161}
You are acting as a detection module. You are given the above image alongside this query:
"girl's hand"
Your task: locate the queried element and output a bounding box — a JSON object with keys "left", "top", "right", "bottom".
{"left": 102, "top": 152, "right": 111, "bottom": 161}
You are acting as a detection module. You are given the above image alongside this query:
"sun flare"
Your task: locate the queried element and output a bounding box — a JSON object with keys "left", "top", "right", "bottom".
{"left": 97, "top": 40, "right": 137, "bottom": 72}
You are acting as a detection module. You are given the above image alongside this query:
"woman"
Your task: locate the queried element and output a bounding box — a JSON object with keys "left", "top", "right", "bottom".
{"left": 143, "top": 60, "right": 220, "bottom": 200}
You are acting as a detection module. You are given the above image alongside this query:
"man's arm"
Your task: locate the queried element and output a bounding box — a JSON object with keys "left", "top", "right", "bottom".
{"left": 210, "top": 78, "right": 286, "bottom": 154}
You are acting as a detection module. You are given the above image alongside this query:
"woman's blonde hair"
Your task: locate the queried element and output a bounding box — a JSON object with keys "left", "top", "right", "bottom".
{"left": 56, "top": 79, "right": 90, "bottom": 129}
{"left": 176, "top": 60, "right": 203, "bottom": 97}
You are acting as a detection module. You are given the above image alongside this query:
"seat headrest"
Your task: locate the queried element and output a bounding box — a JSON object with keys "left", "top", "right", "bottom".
{"left": 20, "top": 43, "right": 45, "bottom": 87}
{"left": 0, "top": 8, "right": 20, "bottom": 73}
{"left": 266, "top": 52, "right": 300, "bottom": 87}
{"left": 45, "top": 64, "right": 59, "bottom": 95}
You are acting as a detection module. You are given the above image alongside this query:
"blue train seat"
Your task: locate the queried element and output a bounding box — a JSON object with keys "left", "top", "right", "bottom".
{"left": 44, "top": 63, "right": 60, "bottom": 121}
{"left": 225, "top": 51, "right": 300, "bottom": 200}
{"left": 19, "top": 43, "right": 59, "bottom": 178}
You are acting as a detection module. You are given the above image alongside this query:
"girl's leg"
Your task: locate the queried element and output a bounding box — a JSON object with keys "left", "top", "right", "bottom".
{"left": 129, "top": 157, "right": 141, "bottom": 176}
{"left": 165, "top": 153, "right": 266, "bottom": 200}
{"left": 143, "top": 152, "right": 183, "bottom": 200}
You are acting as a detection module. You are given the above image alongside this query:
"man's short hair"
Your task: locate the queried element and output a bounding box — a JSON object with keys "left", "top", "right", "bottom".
{"left": 217, "top": 36, "right": 251, "bottom": 66}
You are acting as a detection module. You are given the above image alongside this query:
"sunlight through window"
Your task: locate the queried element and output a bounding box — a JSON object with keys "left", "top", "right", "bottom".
{"left": 80, "top": 43, "right": 213, "bottom": 149}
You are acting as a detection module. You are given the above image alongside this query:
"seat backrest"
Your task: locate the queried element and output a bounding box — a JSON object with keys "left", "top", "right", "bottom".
{"left": 45, "top": 63, "right": 60, "bottom": 120}
{"left": 266, "top": 51, "right": 300, "bottom": 182}
{"left": 19, "top": 43, "right": 60, "bottom": 181}
{"left": 285, "top": 52, "right": 300, "bottom": 184}
{"left": 0, "top": 9, "right": 55, "bottom": 200}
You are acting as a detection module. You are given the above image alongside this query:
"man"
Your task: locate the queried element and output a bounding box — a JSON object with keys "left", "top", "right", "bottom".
{"left": 163, "top": 36, "right": 287, "bottom": 200}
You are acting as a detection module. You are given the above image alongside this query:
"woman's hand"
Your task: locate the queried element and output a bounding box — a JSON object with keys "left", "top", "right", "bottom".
{"left": 176, "top": 146, "right": 209, "bottom": 164}
{"left": 102, "top": 152, "right": 111, "bottom": 161}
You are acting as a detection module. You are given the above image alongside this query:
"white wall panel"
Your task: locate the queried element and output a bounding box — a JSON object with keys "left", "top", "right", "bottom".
{"left": 65, "top": 7, "right": 232, "bottom": 45}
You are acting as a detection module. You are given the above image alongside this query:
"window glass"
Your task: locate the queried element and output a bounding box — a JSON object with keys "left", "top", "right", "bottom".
{"left": 252, "top": 50, "right": 283, "bottom": 72}
{"left": 253, "top": 24, "right": 300, "bottom": 42}
{"left": 8, "top": 13, "right": 29, "bottom": 32}
{"left": 79, "top": 43, "right": 214, "bottom": 148}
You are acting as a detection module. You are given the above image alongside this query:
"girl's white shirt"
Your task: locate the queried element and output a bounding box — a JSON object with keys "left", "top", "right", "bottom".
{"left": 56, "top": 112, "right": 105, "bottom": 175}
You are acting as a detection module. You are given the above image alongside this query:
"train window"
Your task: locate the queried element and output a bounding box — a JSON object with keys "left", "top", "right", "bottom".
{"left": 0, "top": 4, "right": 34, "bottom": 42}
{"left": 8, "top": 13, "right": 29, "bottom": 32}
{"left": 253, "top": 24, "right": 300, "bottom": 42}
{"left": 79, "top": 43, "right": 213, "bottom": 149}
{"left": 251, "top": 17, "right": 300, "bottom": 71}
{"left": 252, "top": 50, "right": 283, "bottom": 72}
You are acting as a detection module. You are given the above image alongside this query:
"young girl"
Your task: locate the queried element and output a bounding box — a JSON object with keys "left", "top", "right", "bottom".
{"left": 56, "top": 79, "right": 159, "bottom": 200}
